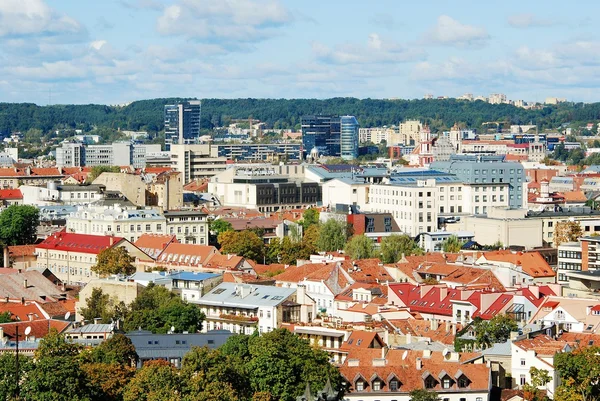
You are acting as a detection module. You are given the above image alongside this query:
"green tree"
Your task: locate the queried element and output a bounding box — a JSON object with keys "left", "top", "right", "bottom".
{"left": 555, "top": 346, "right": 600, "bottom": 401}
{"left": 88, "top": 334, "right": 138, "bottom": 366}
{"left": 123, "top": 360, "right": 182, "bottom": 401}
{"left": 80, "top": 288, "right": 110, "bottom": 323}
{"left": 83, "top": 363, "right": 136, "bottom": 401}
{"left": 379, "top": 234, "right": 423, "bottom": 263}
{"left": 473, "top": 314, "right": 518, "bottom": 348}
{"left": 0, "top": 205, "right": 39, "bottom": 247}
{"left": 210, "top": 219, "right": 234, "bottom": 237}
{"left": 123, "top": 283, "right": 204, "bottom": 333}
{"left": 442, "top": 235, "right": 464, "bottom": 253}
{"left": 265, "top": 237, "right": 282, "bottom": 264}
{"left": 344, "top": 235, "right": 375, "bottom": 259}
{"left": 302, "top": 224, "right": 320, "bottom": 254}
{"left": 246, "top": 328, "right": 342, "bottom": 401}
{"left": 299, "top": 208, "right": 320, "bottom": 231}
{"left": 218, "top": 230, "right": 265, "bottom": 262}
{"left": 0, "top": 352, "right": 33, "bottom": 400}
{"left": 88, "top": 166, "right": 121, "bottom": 182}
{"left": 92, "top": 246, "right": 136, "bottom": 277}
{"left": 0, "top": 311, "right": 13, "bottom": 323}
{"left": 409, "top": 388, "right": 440, "bottom": 401}
{"left": 316, "top": 219, "right": 347, "bottom": 252}
{"left": 21, "top": 329, "right": 92, "bottom": 401}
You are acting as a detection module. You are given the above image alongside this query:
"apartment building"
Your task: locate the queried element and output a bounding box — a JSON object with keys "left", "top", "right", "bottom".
{"left": 163, "top": 210, "right": 209, "bottom": 245}
{"left": 169, "top": 144, "right": 228, "bottom": 183}
{"left": 55, "top": 142, "right": 161, "bottom": 168}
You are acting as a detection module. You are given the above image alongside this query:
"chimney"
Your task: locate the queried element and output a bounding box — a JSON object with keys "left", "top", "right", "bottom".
{"left": 109, "top": 236, "right": 114, "bottom": 246}
{"left": 529, "top": 285, "right": 540, "bottom": 299}
{"left": 422, "top": 349, "right": 432, "bottom": 359}
{"left": 416, "top": 357, "right": 422, "bottom": 370}
{"left": 27, "top": 313, "right": 33, "bottom": 321}
{"left": 94, "top": 318, "right": 101, "bottom": 324}
{"left": 406, "top": 333, "right": 412, "bottom": 344}
{"left": 3, "top": 246, "right": 8, "bottom": 268}
{"left": 0, "top": 327, "right": 4, "bottom": 343}
{"left": 20, "top": 297, "right": 24, "bottom": 305}
{"left": 452, "top": 324, "right": 457, "bottom": 335}
{"left": 296, "top": 285, "right": 306, "bottom": 304}
{"left": 4, "top": 297, "right": 8, "bottom": 303}
{"left": 445, "top": 320, "right": 450, "bottom": 332}
{"left": 381, "top": 346, "right": 388, "bottom": 359}
{"left": 430, "top": 319, "right": 438, "bottom": 331}
{"left": 23, "top": 279, "right": 28, "bottom": 289}
{"left": 439, "top": 287, "right": 448, "bottom": 300}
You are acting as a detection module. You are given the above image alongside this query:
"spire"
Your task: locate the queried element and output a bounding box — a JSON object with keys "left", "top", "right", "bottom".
{"left": 297, "top": 382, "right": 313, "bottom": 401}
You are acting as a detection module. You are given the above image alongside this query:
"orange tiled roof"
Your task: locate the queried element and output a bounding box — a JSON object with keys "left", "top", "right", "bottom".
{"left": 0, "top": 302, "right": 47, "bottom": 322}
{"left": 479, "top": 250, "right": 555, "bottom": 278}
{"left": 514, "top": 334, "right": 569, "bottom": 357}
{"left": 341, "top": 259, "right": 394, "bottom": 283}
{"left": 134, "top": 234, "right": 179, "bottom": 259}
{"left": 274, "top": 263, "right": 351, "bottom": 294}
{"left": 559, "top": 190, "right": 587, "bottom": 203}
{"left": 340, "top": 331, "right": 385, "bottom": 351}
{"left": 252, "top": 263, "right": 286, "bottom": 277}
{"left": 0, "top": 189, "right": 22, "bottom": 199}
{"left": 204, "top": 254, "right": 245, "bottom": 270}
{"left": 0, "top": 319, "right": 70, "bottom": 341}
{"left": 442, "top": 267, "right": 506, "bottom": 292}
{"left": 155, "top": 243, "right": 219, "bottom": 265}
{"left": 390, "top": 318, "right": 462, "bottom": 345}
{"left": 8, "top": 245, "right": 36, "bottom": 257}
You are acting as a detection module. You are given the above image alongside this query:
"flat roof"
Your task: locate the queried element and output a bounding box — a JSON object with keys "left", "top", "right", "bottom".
{"left": 193, "top": 283, "right": 295, "bottom": 308}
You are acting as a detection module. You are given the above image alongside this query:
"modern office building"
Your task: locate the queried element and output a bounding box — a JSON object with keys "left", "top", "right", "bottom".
{"left": 55, "top": 142, "right": 161, "bottom": 168}
{"left": 431, "top": 154, "right": 526, "bottom": 209}
{"left": 164, "top": 100, "right": 202, "bottom": 150}
{"left": 340, "top": 116, "right": 359, "bottom": 160}
{"left": 301, "top": 115, "right": 341, "bottom": 158}
{"left": 215, "top": 143, "right": 301, "bottom": 161}
{"left": 169, "top": 144, "right": 228, "bottom": 184}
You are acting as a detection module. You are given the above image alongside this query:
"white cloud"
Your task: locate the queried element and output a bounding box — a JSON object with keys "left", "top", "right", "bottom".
{"left": 313, "top": 34, "right": 426, "bottom": 65}
{"left": 156, "top": 0, "right": 292, "bottom": 43}
{"left": 0, "top": 0, "right": 84, "bottom": 38}
{"left": 508, "top": 13, "right": 555, "bottom": 28}
{"left": 424, "top": 15, "right": 489, "bottom": 48}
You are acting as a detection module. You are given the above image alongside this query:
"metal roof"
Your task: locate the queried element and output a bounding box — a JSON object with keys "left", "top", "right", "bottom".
{"left": 192, "top": 283, "right": 295, "bottom": 308}
{"left": 67, "top": 324, "right": 113, "bottom": 334}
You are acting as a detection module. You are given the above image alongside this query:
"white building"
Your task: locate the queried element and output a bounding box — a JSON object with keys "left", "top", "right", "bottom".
{"left": 321, "top": 178, "right": 370, "bottom": 211}
{"left": 55, "top": 142, "right": 161, "bottom": 168}
{"left": 20, "top": 183, "right": 107, "bottom": 206}
{"left": 169, "top": 144, "right": 228, "bottom": 183}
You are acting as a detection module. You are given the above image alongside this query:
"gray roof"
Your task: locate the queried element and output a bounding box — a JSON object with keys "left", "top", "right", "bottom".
{"left": 129, "top": 272, "right": 166, "bottom": 283}
{"left": 163, "top": 210, "right": 208, "bottom": 217}
{"left": 479, "top": 340, "right": 511, "bottom": 356}
{"left": 126, "top": 330, "right": 232, "bottom": 359}
{"left": 393, "top": 341, "right": 447, "bottom": 351}
{"left": 67, "top": 324, "right": 114, "bottom": 334}
{"left": 193, "top": 282, "right": 295, "bottom": 308}
{"left": 583, "top": 165, "right": 600, "bottom": 174}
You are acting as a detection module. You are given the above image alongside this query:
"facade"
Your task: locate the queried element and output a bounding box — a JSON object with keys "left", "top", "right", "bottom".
{"left": 209, "top": 165, "right": 321, "bottom": 213}
{"left": 340, "top": 116, "right": 359, "bottom": 160}
{"left": 55, "top": 142, "right": 161, "bottom": 168}
{"left": 92, "top": 172, "right": 147, "bottom": 206}
{"left": 399, "top": 120, "right": 423, "bottom": 145}
{"left": 215, "top": 143, "right": 301, "bottom": 161}
{"left": 75, "top": 277, "right": 144, "bottom": 317}
{"left": 321, "top": 178, "right": 370, "bottom": 211}
{"left": 301, "top": 115, "right": 341, "bottom": 158}
{"left": 164, "top": 210, "right": 209, "bottom": 245}
{"left": 169, "top": 144, "right": 228, "bottom": 184}
{"left": 154, "top": 271, "right": 222, "bottom": 301}
{"left": 431, "top": 155, "right": 526, "bottom": 209}
{"left": 20, "top": 183, "right": 106, "bottom": 206}
{"left": 416, "top": 231, "right": 475, "bottom": 252}
{"left": 193, "top": 283, "right": 299, "bottom": 335}
{"left": 164, "top": 100, "right": 201, "bottom": 150}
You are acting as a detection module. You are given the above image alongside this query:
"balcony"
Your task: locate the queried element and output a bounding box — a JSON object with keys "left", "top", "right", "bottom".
{"left": 218, "top": 313, "right": 259, "bottom": 323}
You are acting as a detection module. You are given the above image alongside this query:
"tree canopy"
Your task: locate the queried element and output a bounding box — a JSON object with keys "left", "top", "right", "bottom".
{"left": 0, "top": 204, "right": 39, "bottom": 247}
{"left": 92, "top": 246, "right": 136, "bottom": 277}
{"left": 379, "top": 234, "right": 423, "bottom": 263}
{"left": 442, "top": 235, "right": 464, "bottom": 253}
{"left": 473, "top": 314, "right": 518, "bottom": 348}
{"left": 344, "top": 235, "right": 375, "bottom": 260}
{"left": 316, "top": 219, "right": 348, "bottom": 252}
{"left": 555, "top": 346, "right": 600, "bottom": 401}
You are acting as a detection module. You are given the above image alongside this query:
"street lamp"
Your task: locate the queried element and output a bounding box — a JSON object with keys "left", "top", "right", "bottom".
{"left": 15, "top": 325, "right": 31, "bottom": 397}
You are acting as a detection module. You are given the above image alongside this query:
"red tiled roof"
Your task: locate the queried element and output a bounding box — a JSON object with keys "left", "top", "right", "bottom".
{"left": 0, "top": 319, "right": 70, "bottom": 341}
{"left": 340, "top": 331, "right": 385, "bottom": 351}
{"left": 0, "top": 189, "right": 22, "bottom": 199}
{"left": 8, "top": 245, "right": 36, "bottom": 257}
{"left": 0, "top": 168, "right": 22, "bottom": 177}
{"left": 473, "top": 294, "right": 513, "bottom": 319}
{"left": 183, "top": 180, "right": 209, "bottom": 192}
{"left": 155, "top": 243, "right": 219, "bottom": 265}
{"left": 341, "top": 259, "right": 394, "bottom": 283}
{"left": 252, "top": 263, "right": 286, "bottom": 277}
{"left": 0, "top": 302, "right": 47, "bottom": 322}
{"left": 203, "top": 254, "right": 245, "bottom": 270}
{"left": 442, "top": 267, "right": 506, "bottom": 292}
{"left": 36, "top": 232, "right": 124, "bottom": 255}
{"left": 30, "top": 168, "right": 62, "bottom": 176}
{"left": 274, "top": 263, "right": 351, "bottom": 294}
{"left": 134, "top": 234, "right": 179, "bottom": 259}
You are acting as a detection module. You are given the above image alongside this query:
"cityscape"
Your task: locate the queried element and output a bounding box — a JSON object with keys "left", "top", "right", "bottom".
{"left": 2, "top": 1, "right": 600, "bottom": 401}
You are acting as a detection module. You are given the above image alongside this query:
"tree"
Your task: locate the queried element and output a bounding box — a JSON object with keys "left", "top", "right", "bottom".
{"left": 0, "top": 205, "right": 39, "bottom": 247}
{"left": 92, "top": 246, "right": 136, "bottom": 277}
{"left": 473, "top": 314, "right": 518, "bottom": 348}
{"left": 554, "top": 346, "right": 600, "bottom": 401}
{"left": 83, "top": 363, "right": 136, "bottom": 401}
{"left": 300, "top": 208, "right": 320, "bottom": 231}
{"left": 302, "top": 224, "right": 320, "bottom": 254}
{"left": 246, "top": 328, "right": 342, "bottom": 401}
{"left": 379, "top": 234, "right": 423, "bottom": 263}
{"left": 87, "top": 166, "right": 121, "bottom": 182}
{"left": 21, "top": 329, "right": 92, "bottom": 401}
{"left": 123, "top": 360, "right": 182, "bottom": 401}
{"left": 218, "top": 230, "right": 265, "bottom": 262}
{"left": 88, "top": 333, "right": 138, "bottom": 366}
{"left": 410, "top": 388, "right": 440, "bottom": 401}
{"left": 344, "top": 235, "right": 375, "bottom": 259}
{"left": 80, "top": 288, "right": 110, "bottom": 323}
{"left": 316, "top": 219, "right": 347, "bottom": 252}
{"left": 554, "top": 221, "right": 583, "bottom": 247}
{"left": 210, "top": 219, "right": 234, "bottom": 237}
{"left": 442, "top": 235, "right": 464, "bottom": 253}
{"left": 0, "top": 352, "right": 33, "bottom": 400}
{"left": 0, "top": 311, "right": 13, "bottom": 323}
{"left": 123, "top": 283, "right": 205, "bottom": 333}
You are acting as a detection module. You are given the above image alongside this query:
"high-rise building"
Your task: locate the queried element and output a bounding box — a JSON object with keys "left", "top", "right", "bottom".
{"left": 301, "top": 116, "right": 341, "bottom": 158}
{"left": 340, "top": 116, "right": 359, "bottom": 160}
{"left": 55, "top": 142, "right": 161, "bottom": 168}
{"left": 164, "top": 100, "right": 201, "bottom": 150}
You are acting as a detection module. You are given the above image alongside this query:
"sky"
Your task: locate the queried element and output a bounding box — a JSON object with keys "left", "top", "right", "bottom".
{"left": 1, "top": 0, "right": 600, "bottom": 105}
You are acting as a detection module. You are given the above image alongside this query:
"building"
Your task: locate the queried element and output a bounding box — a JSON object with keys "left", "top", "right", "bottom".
{"left": 76, "top": 277, "right": 145, "bottom": 319}
{"left": 127, "top": 329, "right": 232, "bottom": 368}
{"left": 0, "top": 189, "right": 23, "bottom": 206}
{"left": 193, "top": 283, "right": 300, "bottom": 335}
{"left": 209, "top": 165, "right": 321, "bottom": 213}
{"left": 339, "top": 348, "right": 491, "bottom": 401}
{"left": 20, "top": 183, "right": 107, "bottom": 206}
{"left": 321, "top": 178, "right": 371, "bottom": 211}
{"left": 301, "top": 115, "right": 341, "bottom": 158}
{"left": 0, "top": 167, "right": 65, "bottom": 189}
{"left": 164, "top": 100, "right": 201, "bottom": 150}
{"left": 359, "top": 127, "right": 397, "bottom": 144}
{"left": 92, "top": 172, "right": 147, "bottom": 206}
{"left": 163, "top": 210, "right": 209, "bottom": 245}
{"left": 55, "top": 142, "right": 161, "bottom": 168}
{"left": 154, "top": 271, "right": 222, "bottom": 302}
{"left": 35, "top": 232, "right": 149, "bottom": 285}
{"left": 399, "top": 120, "right": 423, "bottom": 145}
{"left": 146, "top": 171, "right": 183, "bottom": 210}
{"left": 215, "top": 143, "right": 301, "bottom": 161}
{"left": 511, "top": 335, "right": 566, "bottom": 395}
{"left": 340, "top": 116, "right": 359, "bottom": 160}
{"left": 169, "top": 144, "right": 228, "bottom": 184}
{"left": 416, "top": 231, "right": 475, "bottom": 252}
{"left": 431, "top": 155, "right": 526, "bottom": 209}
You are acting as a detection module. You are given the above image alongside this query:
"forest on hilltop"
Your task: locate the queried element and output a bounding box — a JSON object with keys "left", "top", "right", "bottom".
{"left": 1, "top": 97, "right": 600, "bottom": 135}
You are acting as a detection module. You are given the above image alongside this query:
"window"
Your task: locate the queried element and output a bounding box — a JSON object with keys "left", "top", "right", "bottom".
{"left": 520, "top": 358, "right": 526, "bottom": 366}
{"left": 458, "top": 376, "right": 469, "bottom": 388}
{"left": 373, "top": 380, "right": 381, "bottom": 391}
{"left": 442, "top": 378, "right": 451, "bottom": 389}
{"left": 146, "top": 224, "right": 151, "bottom": 231}
{"left": 520, "top": 375, "right": 526, "bottom": 386}
{"left": 390, "top": 380, "right": 398, "bottom": 391}
{"left": 356, "top": 381, "right": 364, "bottom": 391}
{"left": 157, "top": 224, "right": 162, "bottom": 231}
{"left": 425, "top": 376, "right": 436, "bottom": 389}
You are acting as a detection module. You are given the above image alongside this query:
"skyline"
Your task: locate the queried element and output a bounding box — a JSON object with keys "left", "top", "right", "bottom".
{"left": 1, "top": 0, "right": 600, "bottom": 105}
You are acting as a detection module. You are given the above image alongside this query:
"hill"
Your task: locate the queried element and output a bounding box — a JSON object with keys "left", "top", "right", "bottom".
{"left": 1, "top": 98, "right": 600, "bottom": 135}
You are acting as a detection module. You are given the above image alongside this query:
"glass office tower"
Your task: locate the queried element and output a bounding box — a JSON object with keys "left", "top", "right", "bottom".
{"left": 301, "top": 115, "right": 341, "bottom": 158}
{"left": 340, "top": 115, "right": 359, "bottom": 160}
{"left": 164, "top": 100, "right": 201, "bottom": 150}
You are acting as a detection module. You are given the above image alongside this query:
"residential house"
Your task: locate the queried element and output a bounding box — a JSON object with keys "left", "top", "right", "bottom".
{"left": 154, "top": 271, "right": 222, "bottom": 302}
{"left": 76, "top": 277, "right": 145, "bottom": 321}
{"left": 0, "top": 189, "right": 23, "bottom": 206}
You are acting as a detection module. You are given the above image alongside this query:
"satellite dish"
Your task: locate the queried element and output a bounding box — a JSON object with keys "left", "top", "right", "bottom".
{"left": 401, "top": 350, "right": 408, "bottom": 360}
{"left": 170, "top": 326, "right": 175, "bottom": 333}
{"left": 64, "top": 312, "right": 71, "bottom": 320}
{"left": 24, "top": 326, "right": 31, "bottom": 336}
{"left": 442, "top": 348, "right": 449, "bottom": 357}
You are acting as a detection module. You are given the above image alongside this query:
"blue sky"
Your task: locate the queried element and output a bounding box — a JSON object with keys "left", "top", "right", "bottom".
{"left": 1, "top": 0, "right": 599, "bottom": 105}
